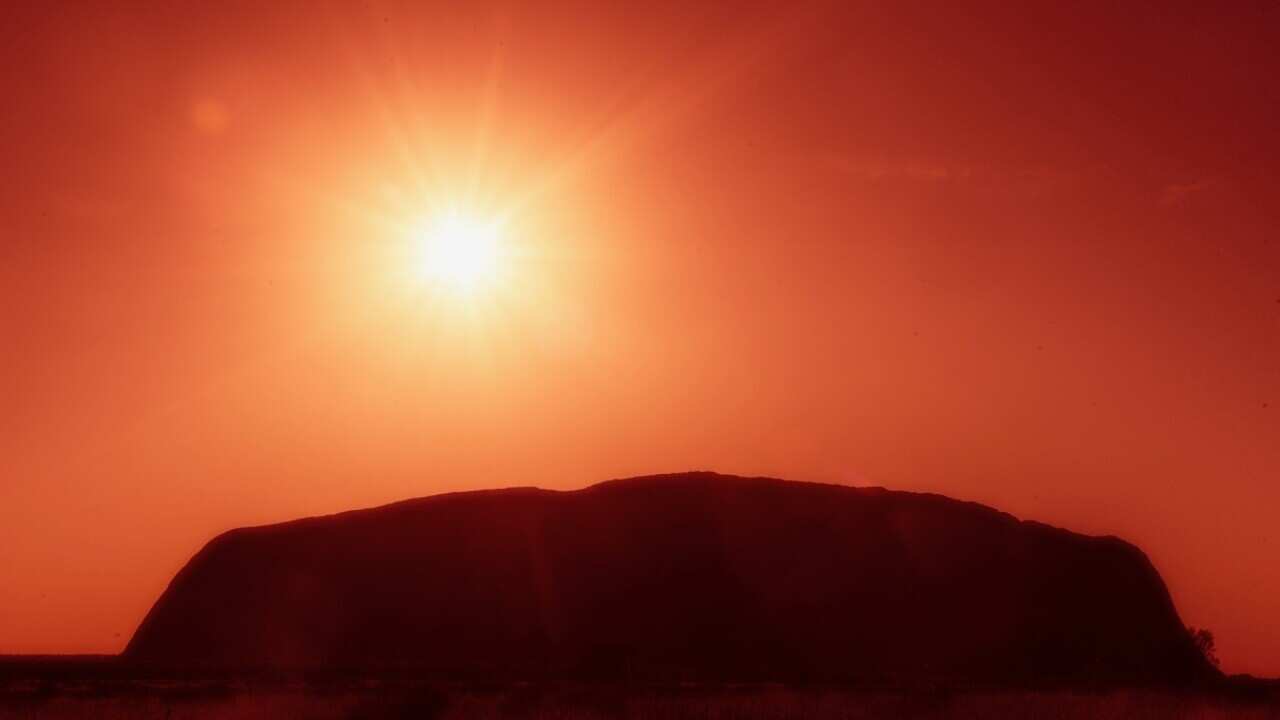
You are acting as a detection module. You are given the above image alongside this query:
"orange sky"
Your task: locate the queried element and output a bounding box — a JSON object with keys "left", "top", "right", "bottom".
{"left": 2, "top": 1, "right": 1278, "bottom": 675}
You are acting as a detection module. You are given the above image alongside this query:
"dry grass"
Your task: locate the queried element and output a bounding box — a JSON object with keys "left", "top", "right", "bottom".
{"left": 2, "top": 686, "right": 1278, "bottom": 720}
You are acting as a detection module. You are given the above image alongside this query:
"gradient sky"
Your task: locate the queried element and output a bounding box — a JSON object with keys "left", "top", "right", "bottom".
{"left": 2, "top": 1, "right": 1278, "bottom": 674}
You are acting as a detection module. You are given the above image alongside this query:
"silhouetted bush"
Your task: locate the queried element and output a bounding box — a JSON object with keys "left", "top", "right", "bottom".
{"left": 1189, "top": 626, "right": 1220, "bottom": 669}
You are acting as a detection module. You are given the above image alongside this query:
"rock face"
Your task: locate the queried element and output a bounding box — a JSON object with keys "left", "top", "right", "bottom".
{"left": 125, "top": 473, "right": 1213, "bottom": 685}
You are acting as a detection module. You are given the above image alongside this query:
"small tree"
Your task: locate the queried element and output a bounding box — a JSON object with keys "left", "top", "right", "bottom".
{"left": 1188, "top": 626, "right": 1220, "bottom": 669}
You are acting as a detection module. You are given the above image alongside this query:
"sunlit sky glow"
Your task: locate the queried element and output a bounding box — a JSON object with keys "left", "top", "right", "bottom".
{"left": 1, "top": 1, "right": 1278, "bottom": 675}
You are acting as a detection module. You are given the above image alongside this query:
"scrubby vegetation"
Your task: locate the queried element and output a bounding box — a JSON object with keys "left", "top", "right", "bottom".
{"left": 2, "top": 683, "right": 1278, "bottom": 720}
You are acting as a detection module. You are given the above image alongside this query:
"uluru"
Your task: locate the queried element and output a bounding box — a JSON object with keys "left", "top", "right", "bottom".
{"left": 121, "top": 473, "right": 1216, "bottom": 686}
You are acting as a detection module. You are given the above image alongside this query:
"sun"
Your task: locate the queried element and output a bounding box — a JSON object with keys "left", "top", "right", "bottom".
{"left": 415, "top": 208, "right": 505, "bottom": 293}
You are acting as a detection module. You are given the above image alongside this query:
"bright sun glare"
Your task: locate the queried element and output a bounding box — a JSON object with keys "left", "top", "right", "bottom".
{"left": 416, "top": 209, "right": 504, "bottom": 293}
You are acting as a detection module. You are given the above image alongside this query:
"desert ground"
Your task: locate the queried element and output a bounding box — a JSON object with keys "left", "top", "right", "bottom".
{"left": 3, "top": 682, "right": 1279, "bottom": 720}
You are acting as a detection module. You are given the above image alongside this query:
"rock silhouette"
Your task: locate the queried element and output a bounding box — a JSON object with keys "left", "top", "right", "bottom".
{"left": 124, "top": 472, "right": 1215, "bottom": 685}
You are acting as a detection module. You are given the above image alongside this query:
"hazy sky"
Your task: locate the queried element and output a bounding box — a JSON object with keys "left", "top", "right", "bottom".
{"left": 2, "top": 1, "right": 1278, "bottom": 674}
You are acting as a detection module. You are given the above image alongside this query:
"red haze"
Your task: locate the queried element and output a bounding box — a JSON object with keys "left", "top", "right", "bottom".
{"left": 1, "top": 1, "right": 1278, "bottom": 675}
